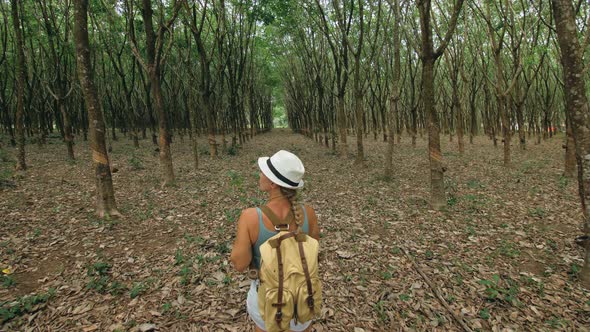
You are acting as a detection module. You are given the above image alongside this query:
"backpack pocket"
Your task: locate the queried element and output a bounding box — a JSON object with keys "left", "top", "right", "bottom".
{"left": 295, "top": 277, "right": 322, "bottom": 323}
{"left": 260, "top": 287, "right": 294, "bottom": 332}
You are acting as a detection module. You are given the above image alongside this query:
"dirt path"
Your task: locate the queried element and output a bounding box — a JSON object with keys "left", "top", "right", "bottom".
{"left": 1, "top": 129, "right": 589, "bottom": 331}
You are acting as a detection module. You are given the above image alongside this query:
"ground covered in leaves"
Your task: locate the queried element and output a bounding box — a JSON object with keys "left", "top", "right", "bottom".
{"left": 1, "top": 129, "right": 589, "bottom": 331}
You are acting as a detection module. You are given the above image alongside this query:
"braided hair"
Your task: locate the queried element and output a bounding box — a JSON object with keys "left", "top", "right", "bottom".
{"left": 280, "top": 186, "right": 303, "bottom": 233}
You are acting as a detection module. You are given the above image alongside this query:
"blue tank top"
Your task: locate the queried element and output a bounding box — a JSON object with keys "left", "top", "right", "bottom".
{"left": 252, "top": 204, "right": 309, "bottom": 269}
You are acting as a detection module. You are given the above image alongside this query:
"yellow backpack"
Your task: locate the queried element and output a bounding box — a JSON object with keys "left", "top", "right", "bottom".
{"left": 257, "top": 206, "right": 322, "bottom": 332}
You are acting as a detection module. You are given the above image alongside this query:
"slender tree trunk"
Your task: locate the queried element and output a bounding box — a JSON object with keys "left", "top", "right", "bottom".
{"left": 417, "top": 0, "right": 464, "bottom": 209}
{"left": 552, "top": 0, "right": 590, "bottom": 288}
{"left": 337, "top": 94, "right": 347, "bottom": 157}
{"left": 74, "top": 0, "right": 119, "bottom": 218}
{"left": 188, "top": 88, "right": 199, "bottom": 169}
{"left": 354, "top": 87, "right": 364, "bottom": 165}
{"left": 565, "top": 112, "right": 576, "bottom": 178}
{"left": 422, "top": 57, "right": 445, "bottom": 208}
{"left": 494, "top": 58, "right": 511, "bottom": 165}
{"left": 11, "top": 0, "right": 26, "bottom": 170}
{"left": 516, "top": 102, "right": 526, "bottom": 150}
{"left": 141, "top": 0, "right": 175, "bottom": 185}
{"left": 456, "top": 96, "right": 465, "bottom": 155}
{"left": 453, "top": 72, "right": 465, "bottom": 155}
{"left": 385, "top": 0, "right": 400, "bottom": 178}
{"left": 61, "top": 103, "right": 75, "bottom": 159}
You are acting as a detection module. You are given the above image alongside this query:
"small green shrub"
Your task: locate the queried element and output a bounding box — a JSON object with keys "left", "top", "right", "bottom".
{"left": 0, "top": 289, "right": 55, "bottom": 323}
{"left": 228, "top": 170, "right": 244, "bottom": 188}
{"left": 224, "top": 208, "right": 241, "bottom": 223}
{"left": 568, "top": 263, "right": 580, "bottom": 280}
{"left": 222, "top": 275, "right": 232, "bottom": 285}
{"left": 466, "top": 179, "right": 483, "bottom": 189}
{"left": 479, "top": 308, "right": 490, "bottom": 320}
{"left": 109, "top": 281, "right": 128, "bottom": 296}
{"left": 373, "top": 300, "right": 389, "bottom": 323}
{"left": 498, "top": 240, "right": 520, "bottom": 258}
{"left": 1, "top": 275, "right": 15, "bottom": 288}
{"left": 226, "top": 144, "right": 240, "bottom": 156}
{"left": 528, "top": 207, "right": 546, "bottom": 219}
{"left": 179, "top": 265, "right": 193, "bottom": 285}
{"left": 174, "top": 249, "right": 185, "bottom": 266}
{"left": 478, "top": 274, "right": 520, "bottom": 305}
{"left": 216, "top": 242, "right": 230, "bottom": 254}
{"left": 128, "top": 154, "right": 144, "bottom": 170}
{"left": 85, "top": 261, "right": 125, "bottom": 295}
{"left": 130, "top": 282, "right": 146, "bottom": 298}
{"left": 381, "top": 271, "right": 393, "bottom": 280}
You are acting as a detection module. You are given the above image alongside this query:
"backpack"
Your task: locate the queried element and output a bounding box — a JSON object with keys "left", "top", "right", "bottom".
{"left": 257, "top": 205, "right": 322, "bottom": 332}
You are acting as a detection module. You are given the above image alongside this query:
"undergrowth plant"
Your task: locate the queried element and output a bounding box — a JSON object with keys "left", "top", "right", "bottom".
{"left": 86, "top": 261, "right": 127, "bottom": 295}
{"left": 0, "top": 289, "right": 55, "bottom": 323}
{"left": 478, "top": 274, "right": 520, "bottom": 306}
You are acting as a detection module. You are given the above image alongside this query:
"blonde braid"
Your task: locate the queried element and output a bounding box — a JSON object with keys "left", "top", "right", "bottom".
{"left": 280, "top": 187, "right": 303, "bottom": 233}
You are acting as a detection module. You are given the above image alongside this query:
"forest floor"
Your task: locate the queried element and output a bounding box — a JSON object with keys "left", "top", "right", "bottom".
{"left": 1, "top": 129, "right": 589, "bottom": 331}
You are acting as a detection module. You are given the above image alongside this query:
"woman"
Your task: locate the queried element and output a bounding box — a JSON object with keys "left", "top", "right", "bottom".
{"left": 230, "top": 150, "right": 320, "bottom": 332}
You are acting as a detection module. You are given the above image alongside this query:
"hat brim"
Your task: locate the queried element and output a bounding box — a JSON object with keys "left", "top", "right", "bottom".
{"left": 258, "top": 157, "right": 304, "bottom": 189}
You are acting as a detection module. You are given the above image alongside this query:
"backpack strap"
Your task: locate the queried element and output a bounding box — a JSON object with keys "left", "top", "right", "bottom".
{"left": 270, "top": 232, "right": 297, "bottom": 325}
{"left": 298, "top": 241, "right": 315, "bottom": 310}
{"left": 259, "top": 205, "right": 293, "bottom": 231}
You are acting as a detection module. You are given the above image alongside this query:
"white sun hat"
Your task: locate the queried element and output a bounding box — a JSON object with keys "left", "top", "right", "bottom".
{"left": 258, "top": 150, "right": 305, "bottom": 189}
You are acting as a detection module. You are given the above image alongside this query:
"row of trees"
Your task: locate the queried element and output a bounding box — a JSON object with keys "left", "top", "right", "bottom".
{"left": 0, "top": 0, "right": 276, "bottom": 182}
{"left": 1, "top": 0, "right": 589, "bottom": 288}
{"left": 280, "top": 0, "right": 590, "bottom": 287}
{"left": 283, "top": 0, "right": 570, "bottom": 165}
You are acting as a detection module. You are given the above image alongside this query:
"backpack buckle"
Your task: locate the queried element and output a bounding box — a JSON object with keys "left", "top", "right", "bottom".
{"left": 275, "top": 311, "right": 283, "bottom": 322}
{"left": 307, "top": 295, "right": 314, "bottom": 308}
{"left": 274, "top": 224, "right": 289, "bottom": 231}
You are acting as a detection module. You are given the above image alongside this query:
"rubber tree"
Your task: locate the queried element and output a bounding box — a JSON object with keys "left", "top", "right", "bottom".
{"left": 384, "top": 0, "right": 400, "bottom": 178}
{"left": 10, "top": 0, "right": 26, "bottom": 170}
{"left": 416, "top": 0, "right": 464, "bottom": 209}
{"left": 551, "top": 0, "right": 590, "bottom": 289}
{"left": 37, "top": 0, "right": 76, "bottom": 160}
{"left": 73, "top": 0, "right": 119, "bottom": 218}
{"left": 128, "top": 0, "right": 181, "bottom": 185}
{"left": 314, "top": 0, "right": 352, "bottom": 158}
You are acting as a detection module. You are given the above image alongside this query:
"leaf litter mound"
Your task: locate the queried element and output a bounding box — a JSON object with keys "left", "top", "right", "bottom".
{"left": 0, "top": 129, "right": 589, "bottom": 331}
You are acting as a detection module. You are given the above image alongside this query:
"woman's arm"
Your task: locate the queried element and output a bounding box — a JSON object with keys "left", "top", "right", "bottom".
{"left": 306, "top": 206, "right": 320, "bottom": 241}
{"left": 230, "top": 209, "right": 255, "bottom": 272}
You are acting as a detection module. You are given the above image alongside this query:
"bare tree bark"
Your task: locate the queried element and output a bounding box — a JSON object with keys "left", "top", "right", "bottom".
{"left": 552, "top": 0, "right": 590, "bottom": 288}
{"left": 11, "top": 0, "right": 26, "bottom": 171}
{"left": 417, "top": 0, "right": 464, "bottom": 209}
{"left": 74, "top": 0, "right": 119, "bottom": 218}
{"left": 38, "top": 0, "right": 76, "bottom": 160}
{"left": 129, "top": 0, "right": 179, "bottom": 185}
{"left": 565, "top": 112, "right": 576, "bottom": 178}
{"left": 385, "top": 0, "right": 400, "bottom": 178}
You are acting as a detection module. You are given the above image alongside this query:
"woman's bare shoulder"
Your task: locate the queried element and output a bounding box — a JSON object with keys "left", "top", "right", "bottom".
{"left": 239, "top": 207, "right": 259, "bottom": 221}
{"left": 302, "top": 204, "right": 318, "bottom": 219}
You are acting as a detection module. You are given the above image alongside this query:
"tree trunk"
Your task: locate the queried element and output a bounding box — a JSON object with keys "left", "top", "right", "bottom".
{"left": 354, "top": 85, "right": 364, "bottom": 165}
{"left": 552, "top": 0, "right": 590, "bottom": 289}
{"left": 385, "top": 0, "right": 400, "bottom": 178}
{"left": 141, "top": 0, "right": 175, "bottom": 185}
{"left": 422, "top": 57, "right": 445, "bottom": 209}
{"left": 565, "top": 112, "right": 576, "bottom": 178}
{"left": 188, "top": 88, "right": 199, "bottom": 169}
{"left": 494, "top": 59, "right": 511, "bottom": 166}
{"left": 337, "top": 94, "right": 347, "bottom": 157}
{"left": 11, "top": 0, "right": 26, "bottom": 171}
{"left": 417, "top": 0, "right": 464, "bottom": 209}
{"left": 74, "top": 0, "right": 119, "bottom": 218}
{"left": 60, "top": 103, "right": 75, "bottom": 160}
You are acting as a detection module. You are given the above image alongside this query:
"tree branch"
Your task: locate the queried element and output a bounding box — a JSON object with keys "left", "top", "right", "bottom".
{"left": 433, "top": 0, "right": 465, "bottom": 59}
